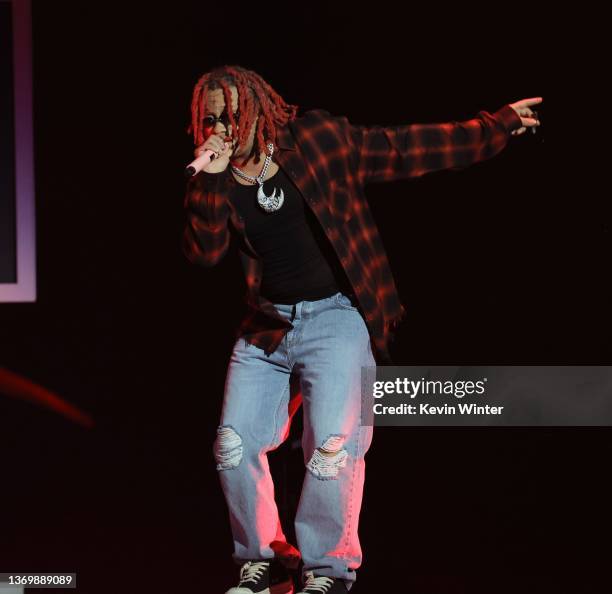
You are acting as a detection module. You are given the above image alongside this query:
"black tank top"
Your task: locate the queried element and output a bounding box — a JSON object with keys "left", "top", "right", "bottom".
{"left": 228, "top": 165, "right": 353, "bottom": 304}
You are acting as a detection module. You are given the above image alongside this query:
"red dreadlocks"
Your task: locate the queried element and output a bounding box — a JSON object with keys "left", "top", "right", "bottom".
{"left": 188, "top": 65, "right": 299, "bottom": 166}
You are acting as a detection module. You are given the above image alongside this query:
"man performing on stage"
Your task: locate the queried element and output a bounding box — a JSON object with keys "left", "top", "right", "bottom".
{"left": 182, "top": 65, "right": 541, "bottom": 593}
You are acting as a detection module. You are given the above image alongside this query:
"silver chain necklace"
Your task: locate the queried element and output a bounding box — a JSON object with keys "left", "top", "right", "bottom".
{"left": 231, "top": 143, "right": 284, "bottom": 213}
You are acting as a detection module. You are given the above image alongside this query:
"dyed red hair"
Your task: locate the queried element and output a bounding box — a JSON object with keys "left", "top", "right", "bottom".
{"left": 187, "top": 65, "right": 298, "bottom": 166}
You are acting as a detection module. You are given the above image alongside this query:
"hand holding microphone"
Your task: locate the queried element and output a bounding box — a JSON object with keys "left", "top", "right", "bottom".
{"left": 185, "top": 134, "right": 234, "bottom": 178}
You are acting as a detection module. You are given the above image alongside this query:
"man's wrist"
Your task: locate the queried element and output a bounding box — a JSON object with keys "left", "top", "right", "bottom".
{"left": 495, "top": 104, "right": 524, "bottom": 133}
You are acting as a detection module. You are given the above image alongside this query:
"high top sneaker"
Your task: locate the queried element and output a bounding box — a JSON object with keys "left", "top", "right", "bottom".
{"left": 296, "top": 571, "right": 349, "bottom": 593}
{"left": 225, "top": 559, "right": 294, "bottom": 594}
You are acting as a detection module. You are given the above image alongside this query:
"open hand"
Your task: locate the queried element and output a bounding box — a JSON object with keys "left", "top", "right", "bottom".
{"left": 509, "top": 97, "right": 543, "bottom": 136}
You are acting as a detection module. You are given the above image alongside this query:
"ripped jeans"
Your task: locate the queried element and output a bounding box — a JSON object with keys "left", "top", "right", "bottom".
{"left": 214, "top": 291, "right": 375, "bottom": 589}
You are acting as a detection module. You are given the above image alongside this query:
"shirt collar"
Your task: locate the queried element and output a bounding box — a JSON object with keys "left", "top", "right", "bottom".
{"left": 275, "top": 121, "right": 297, "bottom": 152}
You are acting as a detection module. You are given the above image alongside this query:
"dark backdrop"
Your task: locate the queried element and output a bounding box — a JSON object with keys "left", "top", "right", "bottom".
{"left": 0, "top": 2, "right": 610, "bottom": 593}
{"left": 0, "top": 1, "right": 16, "bottom": 282}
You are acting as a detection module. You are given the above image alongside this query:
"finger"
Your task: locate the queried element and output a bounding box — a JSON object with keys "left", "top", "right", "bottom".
{"left": 205, "top": 139, "right": 221, "bottom": 152}
{"left": 206, "top": 134, "right": 222, "bottom": 147}
{"left": 199, "top": 143, "right": 219, "bottom": 157}
{"left": 215, "top": 140, "right": 230, "bottom": 155}
{"left": 520, "top": 117, "right": 539, "bottom": 127}
{"left": 521, "top": 97, "right": 543, "bottom": 107}
{"left": 209, "top": 143, "right": 222, "bottom": 155}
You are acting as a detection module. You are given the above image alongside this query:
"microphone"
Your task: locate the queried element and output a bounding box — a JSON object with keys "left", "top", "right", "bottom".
{"left": 184, "top": 137, "right": 234, "bottom": 178}
{"left": 184, "top": 149, "right": 216, "bottom": 179}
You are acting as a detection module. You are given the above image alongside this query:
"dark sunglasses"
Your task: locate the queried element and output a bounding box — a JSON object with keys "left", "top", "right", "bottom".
{"left": 202, "top": 110, "right": 240, "bottom": 129}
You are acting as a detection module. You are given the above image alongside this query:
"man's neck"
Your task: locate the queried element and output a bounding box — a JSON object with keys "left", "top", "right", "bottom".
{"left": 233, "top": 150, "right": 270, "bottom": 176}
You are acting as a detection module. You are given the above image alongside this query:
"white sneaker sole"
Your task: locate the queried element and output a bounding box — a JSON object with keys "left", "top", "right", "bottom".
{"left": 225, "top": 579, "right": 294, "bottom": 594}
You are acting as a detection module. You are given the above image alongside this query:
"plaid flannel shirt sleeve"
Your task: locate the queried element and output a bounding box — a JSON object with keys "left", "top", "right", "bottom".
{"left": 342, "top": 104, "right": 523, "bottom": 185}
{"left": 182, "top": 169, "right": 232, "bottom": 267}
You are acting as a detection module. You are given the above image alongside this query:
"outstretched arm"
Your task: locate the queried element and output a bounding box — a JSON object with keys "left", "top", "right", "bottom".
{"left": 342, "top": 97, "right": 542, "bottom": 185}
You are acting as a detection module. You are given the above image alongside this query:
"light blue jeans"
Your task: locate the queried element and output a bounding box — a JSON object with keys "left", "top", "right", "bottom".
{"left": 214, "top": 291, "right": 375, "bottom": 590}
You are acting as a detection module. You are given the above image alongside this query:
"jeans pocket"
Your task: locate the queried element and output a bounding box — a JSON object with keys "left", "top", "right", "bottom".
{"left": 242, "top": 337, "right": 260, "bottom": 349}
{"left": 335, "top": 292, "right": 358, "bottom": 311}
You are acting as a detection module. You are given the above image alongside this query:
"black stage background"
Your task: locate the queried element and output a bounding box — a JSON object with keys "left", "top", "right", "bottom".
{"left": 1, "top": 2, "right": 610, "bottom": 593}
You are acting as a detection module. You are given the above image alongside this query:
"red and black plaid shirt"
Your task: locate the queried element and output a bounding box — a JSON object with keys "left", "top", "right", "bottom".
{"left": 182, "top": 104, "right": 522, "bottom": 362}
